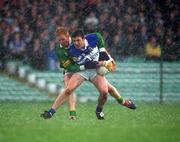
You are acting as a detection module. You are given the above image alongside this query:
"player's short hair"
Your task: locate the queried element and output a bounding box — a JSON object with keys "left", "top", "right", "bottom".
{"left": 71, "top": 29, "right": 84, "bottom": 38}
{"left": 56, "top": 26, "right": 69, "bottom": 36}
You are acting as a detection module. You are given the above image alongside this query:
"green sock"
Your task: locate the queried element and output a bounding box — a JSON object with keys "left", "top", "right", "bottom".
{"left": 69, "top": 110, "right": 76, "bottom": 116}
{"left": 116, "top": 97, "right": 124, "bottom": 104}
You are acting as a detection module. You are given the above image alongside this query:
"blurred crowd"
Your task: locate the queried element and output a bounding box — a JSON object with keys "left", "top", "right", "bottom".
{"left": 0, "top": 0, "right": 179, "bottom": 71}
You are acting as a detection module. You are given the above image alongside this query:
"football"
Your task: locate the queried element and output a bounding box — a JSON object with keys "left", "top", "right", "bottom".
{"left": 96, "top": 66, "right": 109, "bottom": 76}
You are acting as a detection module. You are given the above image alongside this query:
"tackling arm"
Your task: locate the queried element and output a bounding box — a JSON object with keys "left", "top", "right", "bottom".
{"left": 96, "top": 32, "right": 116, "bottom": 72}
{"left": 60, "top": 58, "right": 99, "bottom": 72}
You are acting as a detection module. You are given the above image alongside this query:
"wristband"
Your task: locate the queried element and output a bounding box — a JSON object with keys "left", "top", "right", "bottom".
{"left": 80, "top": 65, "right": 85, "bottom": 70}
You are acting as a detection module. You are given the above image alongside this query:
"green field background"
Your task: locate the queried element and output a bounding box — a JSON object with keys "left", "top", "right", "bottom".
{"left": 0, "top": 102, "right": 179, "bottom": 142}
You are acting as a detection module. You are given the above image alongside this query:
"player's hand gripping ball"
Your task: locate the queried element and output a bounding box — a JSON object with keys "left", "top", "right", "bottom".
{"left": 96, "top": 66, "right": 109, "bottom": 76}
{"left": 97, "top": 60, "right": 116, "bottom": 76}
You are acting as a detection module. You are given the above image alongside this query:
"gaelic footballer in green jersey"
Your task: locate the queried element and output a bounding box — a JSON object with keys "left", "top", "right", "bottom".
{"left": 54, "top": 27, "right": 77, "bottom": 120}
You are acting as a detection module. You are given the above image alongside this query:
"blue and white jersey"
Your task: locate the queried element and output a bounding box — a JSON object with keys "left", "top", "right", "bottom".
{"left": 68, "top": 33, "right": 101, "bottom": 65}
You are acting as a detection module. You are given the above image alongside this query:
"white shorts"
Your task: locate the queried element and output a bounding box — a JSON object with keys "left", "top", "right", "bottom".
{"left": 77, "top": 69, "right": 97, "bottom": 81}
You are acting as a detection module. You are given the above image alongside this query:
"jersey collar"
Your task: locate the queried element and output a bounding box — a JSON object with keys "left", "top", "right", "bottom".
{"left": 80, "top": 39, "right": 89, "bottom": 50}
{"left": 85, "top": 39, "right": 88, "bottom": 47}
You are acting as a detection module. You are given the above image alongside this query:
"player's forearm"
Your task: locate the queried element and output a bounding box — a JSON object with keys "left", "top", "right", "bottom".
{"left": 65, "top": 64, "right": 82, "bottom": 72}
{"left": 99, "top": 50, "right": 111, "bottom": 61}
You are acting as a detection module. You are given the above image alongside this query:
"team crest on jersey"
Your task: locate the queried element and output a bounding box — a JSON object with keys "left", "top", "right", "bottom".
{"left": 61, "top": 60, "right": 71, "bottom": 67}
{"left": 64, "top": 52, "right": 68, "bottom": 56}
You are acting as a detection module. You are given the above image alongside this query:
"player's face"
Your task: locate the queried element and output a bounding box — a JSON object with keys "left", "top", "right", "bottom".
{"left": 58, "top": 34, "right": 69, "bottom": 47}
{"left": 72, "top": 37, "right": 85, "bottom": 49}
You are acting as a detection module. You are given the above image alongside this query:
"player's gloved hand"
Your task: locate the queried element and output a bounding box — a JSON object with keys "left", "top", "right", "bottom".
{"left": 99, "top": 59, "right": 116, "bottom": 72}
{"left": 40, "top": 110, "right": 53, "bottom": 119}
{"left": 84, "top": 61, "right": 99, "bottom": 69}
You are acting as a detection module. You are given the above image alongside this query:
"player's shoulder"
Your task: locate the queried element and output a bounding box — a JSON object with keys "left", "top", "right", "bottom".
{"left": 69, "top": 43, "right": 75, "bottom": 50}
{"left": 68, "top": 43, "right": 77, "bottom": 55}
{"left": 85, "top": 32, "right": 103, "bottom": 42}
{"left": 85, "top": 33, "right": 100, "bottom": 46}
{"left": 85, "top": 33, "right": 98, "bottom": 40}
{"left": 55, "top": 42, "right": 63, "bottom": 50}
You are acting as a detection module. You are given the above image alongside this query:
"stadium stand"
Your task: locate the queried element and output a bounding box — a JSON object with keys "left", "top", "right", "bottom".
{"left": 75, "top": 62, "right": 180, "bottom": 102}
{"left": 2, "top": 60, "right": 179, "bottom": 102}
{"left": 0, "top": 0, "right": 179, "bottom": 103}
{"left": 0, "top": 73, "right": 50, "bottom": 101}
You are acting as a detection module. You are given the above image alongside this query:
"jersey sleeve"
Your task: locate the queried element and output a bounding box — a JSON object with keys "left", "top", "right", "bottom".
{"left": 55, "top": 43, "right": 82, "bottom": 72}
{"left": 63, "top": 61, "right": 82, "bottom": 72}
{"left": 95, "top": 33, "right": 113, "bottom": 61}
{"left": 96, "top": 32, "right": 106, "bottom": 51}
{"left": 58, "top": 56, "right": 82, "bottom": 72}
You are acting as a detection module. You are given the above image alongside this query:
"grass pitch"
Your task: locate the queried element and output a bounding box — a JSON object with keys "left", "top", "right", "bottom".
{"left": 0, "top": 102, "right": 180, "bottom": 142}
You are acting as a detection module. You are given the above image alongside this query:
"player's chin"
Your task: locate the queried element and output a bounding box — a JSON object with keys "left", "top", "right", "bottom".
{"left": 74, "top": 45, "right": 81, "bottom": 49}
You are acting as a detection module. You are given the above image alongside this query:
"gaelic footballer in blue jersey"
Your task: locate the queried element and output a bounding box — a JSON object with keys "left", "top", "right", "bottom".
{"left": 69, "top": 30, "right": 116, "bottom": 72}
{"left": 68, "top": 30, "right": 136, "bottom": 117}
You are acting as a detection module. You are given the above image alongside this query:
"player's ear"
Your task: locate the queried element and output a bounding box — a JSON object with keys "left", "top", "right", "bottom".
{"left": 82, "top": 35, "right": 86, "bottom": 40}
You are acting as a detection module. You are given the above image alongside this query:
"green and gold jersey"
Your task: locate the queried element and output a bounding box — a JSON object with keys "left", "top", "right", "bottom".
{"left": 55, "top": 43, "right": 81, "bottom": 72}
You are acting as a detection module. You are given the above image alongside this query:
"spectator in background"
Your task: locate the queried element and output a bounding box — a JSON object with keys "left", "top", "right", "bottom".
{"left": 111, "top": 33, "right": 121, "bottom": 55}
{"left": 0, "top": 0, "right": 179, "bottom": 67}
{"left": 29, "top": 39, "right": 46, "bottom": 70}
{"left": 137, "top": 25, "right": 149, "bottom": 55}
{"left": 107, "top": 15, "right": 117, "bottom": 40}
{"left": 48, "top": 16, "right": 57, "bottom": 40}
{"left": 154, "top": 25, "right": 164, "bottom": 43}
{"left": 46, "top": 40, "right": 58, "bottom": 71}
{"left": 10, "top": 18, "right": 20, "bottom": 34}
{"left": 8, "top": 32, "right": 26, "bottom": 60}
{"left": 0, "top": 34, "right": 8, "bottom": 70}
{"left": 163, "top": 29, "right": 178, "bottom": 61}
{"left": 139, "top": 11, "right": 147, "bottom": 26}
{"left": 22, "top": 24, "right": 34, "bottom": 44}
{"left": 69, "top": 19, "right": 79, "bottom": 33}
{"left": 3, "top": 10, "right": 14, "bottom": 25}
{"left": 33, "top": 15, "right": 45, "bottom": 38}
{"left": 123, "top": 25, "right": 137, "bottom": 56}
{"left": 39, "top": 29, "right": 50, "bottom": 49}
{"left": 175, "top": 22, "right": 180, "bottom": 60}
{"left": 144, "top": 36, "right": 161, "bottom": 60}
{"left": 112, "top": 31, "right": 127, "bottom": 60}
{"left": 84, "top": 12, "right": 99, "bottom": 33}
{"left": 98, "top": 13, "right": 109, "bottom": 32}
